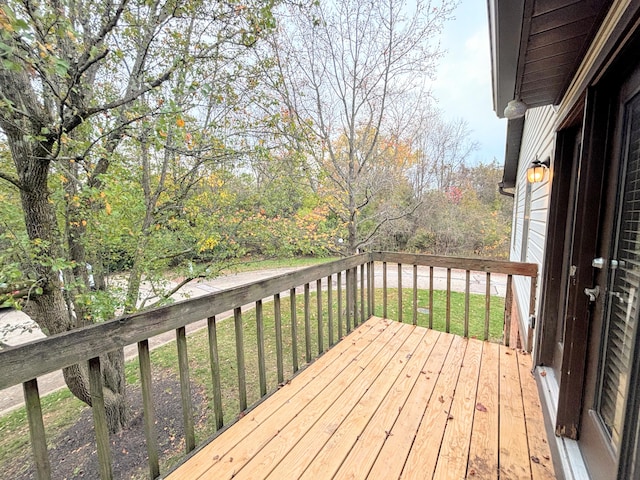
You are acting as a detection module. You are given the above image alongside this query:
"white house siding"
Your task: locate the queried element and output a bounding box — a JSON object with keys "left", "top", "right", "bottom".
{"left": 510, "top": 105, "right": 556, "bottom": 351}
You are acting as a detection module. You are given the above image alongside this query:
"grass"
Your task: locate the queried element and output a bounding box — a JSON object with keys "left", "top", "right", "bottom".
{"left": 0, "top": 284, "right": 504, "bottom": 475}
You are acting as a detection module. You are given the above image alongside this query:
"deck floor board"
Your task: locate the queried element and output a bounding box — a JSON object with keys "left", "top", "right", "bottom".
{"left": 167, "top": 317, "right": 555, "bottom": 480}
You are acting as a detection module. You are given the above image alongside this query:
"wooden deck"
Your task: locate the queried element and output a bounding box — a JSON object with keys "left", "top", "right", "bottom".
{"left": 166, "top": 317, "right": 555, "bottom": 480}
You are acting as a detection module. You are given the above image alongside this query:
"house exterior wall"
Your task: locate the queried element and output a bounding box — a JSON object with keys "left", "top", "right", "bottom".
{"left": 510, "top": 105, "right": 555, "bottom": 352}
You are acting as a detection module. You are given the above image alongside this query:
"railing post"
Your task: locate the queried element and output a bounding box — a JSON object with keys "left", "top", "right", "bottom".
{"left": 23, "top": 379, "right": 51, "bottom": 480}
{"left": 317, "top": 278, "right": 324, "bottom": 355}
{"left": 446, "top": 268, "right": 451, "bottom": 333}
{"left": 234, "top": 307, "right": 247, "bottom": 411}
{"left": 429, "top": 266, "right": 434, "bottom": 329}
{"left": 304, "top": 283, "right": 312, "bottom": 363}
{"left": 137, "top": 339, "right": 159, "bottom": 477}
{"left": 360, "top": 264, "right": 365, "bottom": 324}
{"left": 485, "top": 272, "right": 491, "bottom": 341}
{"left": 290, "top": 288, "right": 299, "bottom": 373}
{"left": 256, "top": 300, "right": 267, "bottom": 397}
{"left": 274, "top": 294, "right": 284, "bottom": 383}
{"left": 504, "top": 275, "right": 513, "bottom": 347}
{"left": 383, "top": 261, "right": 388, "bottom": 319}
{"left": 352, "top": 267, "right": 358, "bottom": 327}
{"left": 464, "top": 270, "right": 471, "bottom": 338}
{"left": 207, "top": 316, "right": 224, "bottom": 430}
{"left": 397, "top": 263, "right": 403, "bottom": 323}
{"left": 413, "top": 264, "right": 418, "bottom": 326}
{"left": 88, "top": 357, "right": 113, "bottom": 480}
{"left": 328, "top": 275, "right": 334, "bottom": 346}
{"left": 337, "top": 272, "right": 343, "bottom": 339}
{"left": 346, "top": 269, "right": 352, "bottom": 333}
{"left": 370, "top": 261, "right": 375, "bottom": 316}
{"left": 176, "top": 326, "right": 195, "bottom": 453}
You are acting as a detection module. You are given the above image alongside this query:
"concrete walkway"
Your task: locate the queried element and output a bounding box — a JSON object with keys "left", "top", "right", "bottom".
{"left": 0, "top": 264, "right": 507, "bottom": 415}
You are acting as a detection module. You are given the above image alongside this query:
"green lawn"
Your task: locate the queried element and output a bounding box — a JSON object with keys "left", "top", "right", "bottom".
{"left": 0, "top": 285, "right": 505, "bottom": 475}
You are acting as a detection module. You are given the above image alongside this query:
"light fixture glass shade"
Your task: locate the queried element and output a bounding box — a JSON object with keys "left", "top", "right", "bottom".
{"left": 504, "top": 99, "right": 527, "bottom": 119}
{"left": 527, "top": 165, "right": 546, "bottom": 183}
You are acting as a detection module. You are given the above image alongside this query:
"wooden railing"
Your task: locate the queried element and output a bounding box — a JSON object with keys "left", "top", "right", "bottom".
{"left": 0, "top": 253, "right": 537, "bottom": 480}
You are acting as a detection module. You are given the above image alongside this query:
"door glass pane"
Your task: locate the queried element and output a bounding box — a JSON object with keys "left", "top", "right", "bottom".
{"left": 598, "top": 93, "right": 640, "bottom": 447}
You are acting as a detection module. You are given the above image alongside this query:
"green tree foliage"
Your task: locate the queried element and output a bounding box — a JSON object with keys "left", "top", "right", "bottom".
{"left": 404, "top": 160, "right": 513, "bottom": 258}
{"left": 0, "top": 0, "right": 278, "bottom": 432}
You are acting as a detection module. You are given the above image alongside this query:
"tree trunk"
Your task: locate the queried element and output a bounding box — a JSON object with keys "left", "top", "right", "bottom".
{"left": 10, "top": 131, "right": 128, "bottom": 433}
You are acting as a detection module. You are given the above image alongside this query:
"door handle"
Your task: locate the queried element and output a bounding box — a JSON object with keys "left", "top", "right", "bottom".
{"left": 584, "top": 286, "right": 600, "bottom": 302}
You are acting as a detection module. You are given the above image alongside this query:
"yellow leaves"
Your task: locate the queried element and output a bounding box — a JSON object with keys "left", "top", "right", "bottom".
{"left": 81, "top": 219, "right": 87, "bottom": 227}
{"left": 105, "top": 202, "right": 112, "bottom": 215}
{"left": 176, "top": 118, "right": 185, "bottom": 128}
{"left": 0, "top": 9, "right": 14, "bottom": 32}
{"left": 199, "top": 236, "right": 219, "bottom": 252}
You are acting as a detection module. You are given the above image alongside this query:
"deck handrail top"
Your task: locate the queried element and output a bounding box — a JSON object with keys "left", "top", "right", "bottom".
{"left": 371, "top": 252, "right": 538, "bottom": 277}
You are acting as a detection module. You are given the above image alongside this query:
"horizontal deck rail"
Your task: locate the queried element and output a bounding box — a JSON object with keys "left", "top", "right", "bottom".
{"left": 0, "top": 252, "right": 538, "bottom": 480}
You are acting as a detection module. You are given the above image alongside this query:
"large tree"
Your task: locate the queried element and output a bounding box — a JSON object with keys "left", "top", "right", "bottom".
{"left": 267, "top": 0, "right": 456, "bottom": 254}
{"left": 0, "top": 0, "right": 275, "bottom": 432}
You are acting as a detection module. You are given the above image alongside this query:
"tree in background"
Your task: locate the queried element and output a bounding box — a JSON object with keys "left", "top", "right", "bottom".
{"left": 267, "top": 0, "right": 456, "bottom": 254}
{"left": 406, "top": 160, "right": 512, "bottom": 257}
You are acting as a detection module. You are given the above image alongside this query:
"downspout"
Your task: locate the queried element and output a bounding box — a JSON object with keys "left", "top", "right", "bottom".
{"left": 498, "top": 182, "right": 515, "bottom": 197}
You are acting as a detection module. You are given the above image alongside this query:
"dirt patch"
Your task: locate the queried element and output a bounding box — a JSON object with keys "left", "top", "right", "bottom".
{"left": 3, "top": 369, "right": 207, "bottom": 479}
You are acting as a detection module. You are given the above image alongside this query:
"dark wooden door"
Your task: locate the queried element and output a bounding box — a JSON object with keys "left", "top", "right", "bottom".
{"left": 579, "top": 67, "right": 640, "bottom": 480}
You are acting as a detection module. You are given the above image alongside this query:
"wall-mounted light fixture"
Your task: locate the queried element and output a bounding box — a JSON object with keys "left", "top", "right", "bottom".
{"left": 527, "top": 157, "right": 550, "bottom": 183}
{"left": 504, "top": 99, "right": 527, "bottom": 119}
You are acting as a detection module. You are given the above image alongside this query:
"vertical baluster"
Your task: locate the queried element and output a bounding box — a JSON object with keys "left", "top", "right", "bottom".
{"left": 207, "top": 316, "right": 224, "bottom": 430}
{"left": 256, "top": 300, "right": 267, "bottom": 396}
{"left": 464, "top": 270, "right": 471, "bottom": 338}
{"left": 485, "top": 272, "right": 492, "bottom": 341}
{"left": 234, "top": 307, "right": 247, "bottom": 411}
{"left": 383, "top": 261, "right": 388, "bottom": 318}
{"left": 88, "top": 357, "right": 113, "bottom": 480}
{"left": 360, "top": 264, "right": 365, "bottom": 324}
{"left": 370, "top": 261, "right": 376, "bottom": 316}
{"left": 504, "top": 275, "right": 514, "bottom": 347}
{"left": 397, "top": 263, "right": 403, "bottom": 323}
{"left": 328, "top": 275, "right": 334, "bottom": 347}
{"left": 429, "top": 266, "right": 434, "bottom": 329}
{"left": 304, "top": 283, "right": 312, "bottom": 363}
{"left": 346, "top": 269, "right": 352, "bottom": 333}
{"left": 317, "top": 279, "right": 323, "bottom": 354}
{"left": 337, "top": 272, "right": 344, "bottom": 339}
{"left": 446, "top": 268, "right": 452, "bottom": 333}
{"left": 274, "top": 294, "right": 284, "bottom": 383}
{"left": 23, "top": 379, "right": 51, "bottom": 480}
{"left": 352, "top": 267, "right": 358, "bottom": 327}
{"left": 176, "top": 326, "right": 195, "bottom": 453}
{"left": 413, "top": 264, "right": 418, "bottom": 326}
{"left": 290, "top": 288, "right": 299, "bottom": 373}
{"left": 137, "top": 340, "right": 159, "bottom": 477}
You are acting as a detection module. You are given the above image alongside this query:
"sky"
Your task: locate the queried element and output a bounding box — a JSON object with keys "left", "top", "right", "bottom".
{"left": 430, "top": 0, "right": 507, "bottom": 164}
